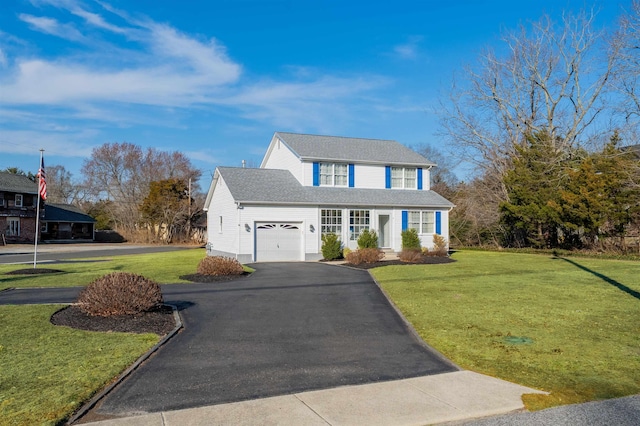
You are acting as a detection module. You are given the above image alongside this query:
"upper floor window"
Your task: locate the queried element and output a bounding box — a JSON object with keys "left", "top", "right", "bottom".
{"left": 14, "top": 194, "right": 23, "bottom": 207}
{"left": 320, "top": 163, "right": 348, "bottom": 186}
{"left": 390, "top": 167, "right": 417, "bottom": 189}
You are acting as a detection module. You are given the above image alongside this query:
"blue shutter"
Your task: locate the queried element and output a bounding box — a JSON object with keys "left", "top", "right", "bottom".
{"left": 417, "top": 168, "right": 423, "bottom": 190}
{"left": 402, "top": 210, "right": 408, "bottom": 230}
{"left": 385, "top": 166, "right": 391, "bottom": 188}
{"left": 313, "top": 162, "right": 319, "bottom": 186}
{"left": 348, "top": 164, "right": 355, "bottom": 187}
{"left": 435, "top": 211, "right": 442, "bottom": 235}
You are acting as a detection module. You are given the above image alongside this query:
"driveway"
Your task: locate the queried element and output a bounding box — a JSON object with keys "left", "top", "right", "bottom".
{"left": 90, "top": 262, "right": 458, "bottom": 417}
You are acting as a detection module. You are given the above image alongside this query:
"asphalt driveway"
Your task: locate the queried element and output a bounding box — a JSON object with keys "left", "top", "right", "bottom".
{"left": 1, "top": 261, "right": 458, "bottom": 418}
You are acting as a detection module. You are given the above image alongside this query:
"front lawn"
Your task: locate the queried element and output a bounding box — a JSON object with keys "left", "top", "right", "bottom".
{"left": 371, "top": 250, "right": 640, "bottom": 410}
{"left": 0, "top": 248, "right": 207, "bottom": 290}
{"left": 0, "top": 305, "right": 159, "bottom": 425}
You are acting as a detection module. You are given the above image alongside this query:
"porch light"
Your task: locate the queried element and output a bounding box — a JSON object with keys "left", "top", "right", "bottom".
{"left": 245, "top": 223, "right": 251, "bottom": 232}
{"left": 309, "top": 224, "right": 315, "bottom": 233}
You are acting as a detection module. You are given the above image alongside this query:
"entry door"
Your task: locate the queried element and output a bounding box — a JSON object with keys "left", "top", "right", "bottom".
{"left": 255, "top": 223, "right": 303, "bottom": 261}
{"left": 378, "top": 215, "right": 390, "bottom": 248}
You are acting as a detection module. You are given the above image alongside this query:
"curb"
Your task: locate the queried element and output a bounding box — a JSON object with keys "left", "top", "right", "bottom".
{"left": 66, "top": 304, "right": 184, "bottom": 425}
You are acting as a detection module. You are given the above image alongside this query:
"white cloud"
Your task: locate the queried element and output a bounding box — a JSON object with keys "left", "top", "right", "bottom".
{"left": 392, "top": 36, "right": 423, "bottom": 60}
{"left": 71, "top": 8, "right": 126, "bottom": 33}
{"left": 0, "top": 129, "right": 96, "bottom": 157}
{"left": 18, "top": 13, "right": 86, "bottom": 41}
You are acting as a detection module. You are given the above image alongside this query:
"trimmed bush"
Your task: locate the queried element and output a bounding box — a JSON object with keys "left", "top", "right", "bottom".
{"left": 197, "top": 256, "right": 244, "bottom": 276}
{"left": 398, "top": 248, "right": 423, "bottom": 262}
{"left": 77, "top": 272, "right": 163, "bottom": 317}
{"left": 342, "top": 247, "right": 352, "bottom": 258}
{"left": 432, "top": 234, "right": 448, "bottom": 256}
{"left": 357, "top": 229, "right": 379, "bottom": 249}
{"left": 346, "top": 248, "right": 384, "bottom": 265}
{"left": 401, "top": 228, "right": 421, "bottom": 249}
{"left": 321, "top": 233, "right": 343, "bottom": 260}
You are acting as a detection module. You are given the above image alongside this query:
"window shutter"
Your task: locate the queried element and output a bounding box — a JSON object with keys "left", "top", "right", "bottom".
{"left": 348, "top": 164, "right": 355, "bottom": 187}
{"left": 435, "top": 211, "right": 442, "bottom": 235}
{"left": 417, "top": 168, "right": 423, "bottom": 190}
{"left": 313, "top": 162, "right": 319, "bottom": 186}
{"left": 402, "top": 210, "right": 408, "bottom": 230}
{"left": 385, "top": 166, "right": 391, "bottom": 189}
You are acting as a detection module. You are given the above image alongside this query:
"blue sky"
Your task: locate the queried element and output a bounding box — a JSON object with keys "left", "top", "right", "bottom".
{"left": 0, "top": 0, "right": 631, "bottom": 190}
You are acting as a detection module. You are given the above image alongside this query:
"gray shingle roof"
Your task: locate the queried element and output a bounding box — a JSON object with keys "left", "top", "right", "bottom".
{"left": 44, "top": 204, "right": 96, "bottom": 223}
{"left": 218, "top": 167, "right": 454, "bottom": 208}
{"left": 275, "top": 132, "right": 436, "bottom": 166}
{"left": 0, "top": 172, "right": 37, "bottom": 194}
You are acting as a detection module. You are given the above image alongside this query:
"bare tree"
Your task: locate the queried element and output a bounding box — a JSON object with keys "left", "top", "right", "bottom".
{"left": 82, "top": 142, "right": 201, "bottom": 240}
{"left": 616, "top": 0, "right": 640, "bottom": 122}
{"left": 45, "top": 164, "right": 85, "bottom": 204}
{"left": 439, "top": 11, "right": 620, "bottom": 186}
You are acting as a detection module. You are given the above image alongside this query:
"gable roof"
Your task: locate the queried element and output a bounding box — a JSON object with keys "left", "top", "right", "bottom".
{"left": 43, "top": 204, "right": 96, "bottom": 223}
{"left": 0, "top": 172, "right": 37, "bottom": 194}
{"left": 215, "top": 167, "right": 454, "bottom": 208}
{"left": 274, "top": 132, "right": 436, "bottom": 166}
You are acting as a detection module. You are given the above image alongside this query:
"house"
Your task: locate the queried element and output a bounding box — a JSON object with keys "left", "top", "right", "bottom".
{"left": 0, "top": 172, "right": 40, "bottom": 243}
{"left": 41, "top": 203, "right": 96, "bottom": 241}
{"left": 203, "top": 132, "right": 454, "bottom": 262}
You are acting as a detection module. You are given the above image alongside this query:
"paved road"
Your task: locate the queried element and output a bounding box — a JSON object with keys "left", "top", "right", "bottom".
{"left": 0, "top": 243, "right": 197, "bottom": 265}
{"left": 89, "top": 262, "right": 457, "bottom": 417}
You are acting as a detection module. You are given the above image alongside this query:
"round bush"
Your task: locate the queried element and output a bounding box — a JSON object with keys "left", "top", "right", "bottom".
{"left": 77, "top": 272, "right": 163, "bottom": 317}
{"left": 197, "top": 256, "right": 244, "bottom": 276}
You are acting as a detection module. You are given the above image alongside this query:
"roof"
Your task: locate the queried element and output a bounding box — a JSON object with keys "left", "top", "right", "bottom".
{"left": 274, "top": 132, "right": 436, "bottom": 166}
{"left": 0, "top": 172, "right": 37, "bottom": 194}
{"left": 44, "top": 204, "right": 96, "bottom": 223}
{"left": 217, "top": 167, "right": 454, "bottom": 208}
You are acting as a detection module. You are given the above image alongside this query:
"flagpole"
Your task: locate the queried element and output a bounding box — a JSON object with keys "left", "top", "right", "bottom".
{"left": 33, "top": 149, "right": 44, "bottom": 269}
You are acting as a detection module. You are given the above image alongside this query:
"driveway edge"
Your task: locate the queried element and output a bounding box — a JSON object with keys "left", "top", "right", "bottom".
{"left": 66, "top": 303, "right": 184, "bottom": 425}
{"left": 366, "top": 270, "right": 462, "bottom": 372}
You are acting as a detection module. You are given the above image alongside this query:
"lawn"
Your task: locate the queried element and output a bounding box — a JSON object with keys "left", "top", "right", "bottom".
{"left": 371, "top": 250, "right": 640, "bottom": 410}
{"left": 0, "top": 247, "right": 208, "bottom": 290}
{"left": 0, "top": 305, "right": 159, "bottom": 426}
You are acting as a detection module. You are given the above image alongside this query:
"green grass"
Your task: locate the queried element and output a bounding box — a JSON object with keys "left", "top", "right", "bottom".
{"left": 371, "top": 250, "right": 640, "bottom": 410}
{"left": 0, "top": 305, "right": 159, "bottom": 426}
{"left": 0, "top": 248, "right": 208, "bottom": 290}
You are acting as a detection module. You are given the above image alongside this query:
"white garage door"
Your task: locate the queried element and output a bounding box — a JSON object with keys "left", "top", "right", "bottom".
{"left": 255, "top": 223, "right": 303, "bottom": 262}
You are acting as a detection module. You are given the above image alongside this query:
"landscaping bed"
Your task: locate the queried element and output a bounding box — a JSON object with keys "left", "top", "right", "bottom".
{"left": 345, "top": 256, "right": 455, "bottom": 269}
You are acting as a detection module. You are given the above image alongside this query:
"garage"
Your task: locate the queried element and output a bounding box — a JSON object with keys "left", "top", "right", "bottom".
{"left": 255, "top": 222, "right": 303, "bottom": 261}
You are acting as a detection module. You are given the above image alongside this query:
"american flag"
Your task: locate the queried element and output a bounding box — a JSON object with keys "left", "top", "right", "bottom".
{"left": 38, "top": 157, "right": 47, "bottom": 200}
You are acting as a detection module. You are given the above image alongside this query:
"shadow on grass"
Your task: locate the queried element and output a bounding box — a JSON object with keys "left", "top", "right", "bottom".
{"left": 557, "top": 257, "right": 640, "bottom": 301}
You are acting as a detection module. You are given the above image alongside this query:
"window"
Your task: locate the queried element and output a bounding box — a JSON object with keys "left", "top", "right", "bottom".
{"left": 390, "top": 167, "right": 417, "bottom": 189}
{"left": 0, "top": 193, "right": 4, "bottom": 207}
{"left": 319, "top": 163, "right": 348, "bottom": 186}
{"left": 407, "top": 211, "right": 435, "bottom": 234}
{"left": 321, "top": 209, "right": 342, "bottom": 235}
{"left": 15, "top": 194, "right": 23, "bottom": 207}
{"left": 7, "top": 217, "right": 20, "bottom": 236}
{"left": 349, "top": 209, "right": 370, "bottom": 240}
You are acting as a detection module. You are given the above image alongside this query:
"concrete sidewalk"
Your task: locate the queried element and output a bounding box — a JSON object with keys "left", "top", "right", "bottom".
{"left": 81, "top": 371, "right": 545, "bottom": 425}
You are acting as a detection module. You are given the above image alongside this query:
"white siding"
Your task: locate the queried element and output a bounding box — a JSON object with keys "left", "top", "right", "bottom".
{"left": 261, "top": 137, "right": 305, "bottom": 184}
{"left": 354, "top": 164, "right": 386, "bottom": 189}
{"left": 206, "top": 176, "right": 240, "bottom": 256}
{"left": 237, "top": 205, "right": 321, "bottom": 261}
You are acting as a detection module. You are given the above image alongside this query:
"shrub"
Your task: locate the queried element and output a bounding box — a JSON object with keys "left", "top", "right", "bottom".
{"left": 77, "top": 272, "right": 163, "bottom": 317}
{"left": 357, "top": 229, "right": 379, "bottom": 249}
{"left": 197, "top": 256, "right": 245, "bottom": 276}
{"left": 346, "top": 248, "right": 384, "bottom": 265}
{"left": 401, "top": 228, "right": 421, "bottom": 249}
{"left": 399, "top": 248, "right": 423, "bottom": 262}
{"left": 432, "top": 234, "right": 448, "bottom": 256}
{"left": 321, "top": 233, "right": 343, "bottom": 260}
{"left": 342, "top": 247, "right": 352, "bottom": 258}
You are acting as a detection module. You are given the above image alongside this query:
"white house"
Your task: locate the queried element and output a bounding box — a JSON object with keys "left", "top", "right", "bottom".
{"left": 204, "top": 132, "right": 454, "bottom": 262}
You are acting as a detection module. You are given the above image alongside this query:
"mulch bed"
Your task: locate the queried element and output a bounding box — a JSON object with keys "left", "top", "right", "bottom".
{"left": 344, "top": 256, "right": 456, "bottom": 269}
{"left": 5, "top": 268, "right": 64, "bottom": 275}
{"left": 51, "top": 305, "right": 176, "bottom": 336}
{"left": 179, "top": 271, "right": 251, "bottom": 283}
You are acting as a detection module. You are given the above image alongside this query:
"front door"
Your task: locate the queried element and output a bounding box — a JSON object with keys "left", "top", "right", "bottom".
{"left": 378, "top": 214, "right": 390, "bottom": 248}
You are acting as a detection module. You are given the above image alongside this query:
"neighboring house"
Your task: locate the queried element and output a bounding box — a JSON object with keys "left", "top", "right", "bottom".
{"left": 0, "top": 172, "right": 40, "bottom": 243}
{"left": 204, "top": 132, "right": 454, "bottom": 262}
{"left": 41, "top": 203, "right": 96, "bottom": 241}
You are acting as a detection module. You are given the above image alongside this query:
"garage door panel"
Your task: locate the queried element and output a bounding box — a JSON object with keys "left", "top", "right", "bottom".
{"left": 256, "top": 223, "right": 302, "bottom": 262}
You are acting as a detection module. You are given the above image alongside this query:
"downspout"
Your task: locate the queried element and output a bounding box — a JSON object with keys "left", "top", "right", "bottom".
{"left": 236, "top": 202, "right": 241, "bottom": 261}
